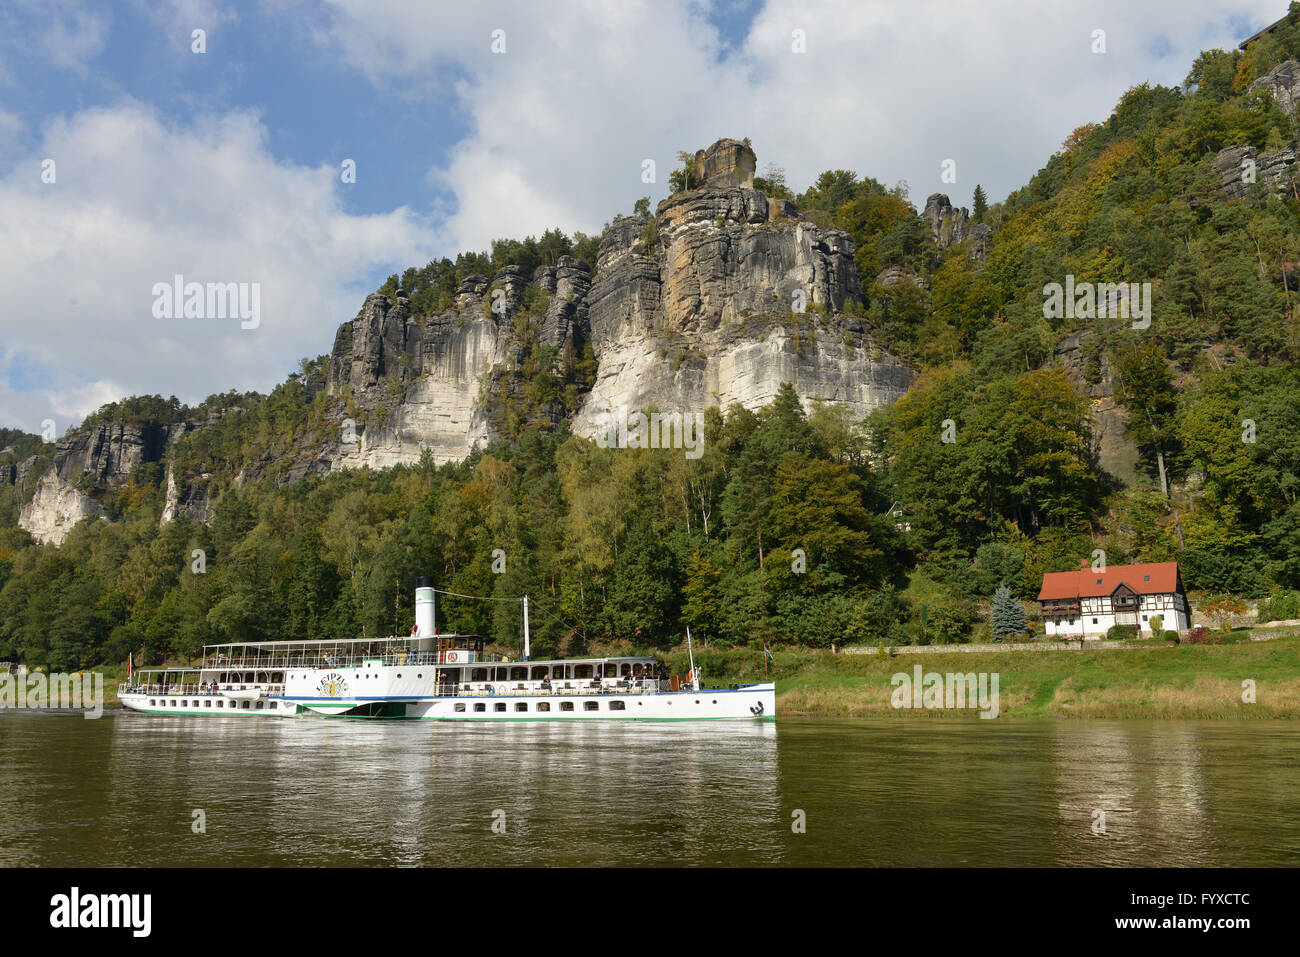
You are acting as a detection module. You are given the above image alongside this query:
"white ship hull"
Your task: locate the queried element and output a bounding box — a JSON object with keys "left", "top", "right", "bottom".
{"left": 119, "top": 684, "right": 775, "bottom": 721}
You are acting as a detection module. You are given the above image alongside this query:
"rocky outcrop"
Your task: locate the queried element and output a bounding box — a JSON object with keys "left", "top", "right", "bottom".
{"left": 573, "top": 155, "right": 911, "bottom": 435}
{"left": 924, "top": 193, "right": 968, "bottom": 248}
{"left": 52, "top": 421, "right": 171, "bottom": 485}
{"left": 1054, "top": 332, "right": 1140, "bottom": 485}
{"left": 160, "top": 466, "right": 213, "bottom": 525}
{"left": 1252, "top": 60, "right": 1300, "bottom": 116}
{"left": 1213, "top": 143, "right": 1300, "bottom": 200}
{"left": 694, "top": 138, "right": 756, "bottom": 189}
{"left": 15, "top": 137, "right": 918, "bottom": 542}
{"left": 19, "top": 470, "right": 107, "bottom": 545}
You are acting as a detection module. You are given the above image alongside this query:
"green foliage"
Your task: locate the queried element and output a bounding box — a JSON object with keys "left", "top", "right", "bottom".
{"left": 990, "top": 585, "right": 1027, "bottom": 640}
{"left": 1106, "top": 623, "right": 1140, "bottom": 641}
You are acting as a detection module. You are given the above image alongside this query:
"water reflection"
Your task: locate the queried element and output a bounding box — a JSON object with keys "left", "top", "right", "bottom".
{"left": 0, "top": 712, "right": 1296, "bottom": 866}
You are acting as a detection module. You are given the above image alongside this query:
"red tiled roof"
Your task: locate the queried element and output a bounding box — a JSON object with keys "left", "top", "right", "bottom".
{"left": 1037, "top": 562, "right": 1181, "bottom": 601}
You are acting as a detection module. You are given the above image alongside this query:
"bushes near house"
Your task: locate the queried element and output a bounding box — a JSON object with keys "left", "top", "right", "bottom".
{"left": 1105, "top": 624, "right": 1140, "bottom": 641}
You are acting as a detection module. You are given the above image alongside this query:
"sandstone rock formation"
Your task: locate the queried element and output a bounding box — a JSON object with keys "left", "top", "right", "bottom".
{"left": 1213, "top": 143, "right": 1300, "bottom": 200}
{"left": 573, "top": 165, "right": 911, "bottom": 436}
{"left": 1252, "top": 60, "right": 1300, "bottom": 116}
{"left": 13, "top": 137, "right": 920, "bottom": 542}
{"left": 693, "top": 138, "right": 756, "bottom": 189}
{"left": 19, "top": 470, "right": 107, "bottom": 545}
{"left": 924, "top": 193, "right": 969, "bottom": 248}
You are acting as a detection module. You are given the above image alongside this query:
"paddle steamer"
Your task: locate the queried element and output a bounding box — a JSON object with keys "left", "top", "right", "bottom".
{"left": 117, "top": 578, "right": 775, "bottom": 721}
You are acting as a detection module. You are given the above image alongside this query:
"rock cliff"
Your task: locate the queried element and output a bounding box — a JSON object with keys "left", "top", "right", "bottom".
{"left": 14, "top": 138, "right": 919, "bottom": 543}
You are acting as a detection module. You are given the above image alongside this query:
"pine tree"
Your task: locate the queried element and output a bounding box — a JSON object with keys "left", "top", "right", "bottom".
{"left": 990, "top": 585, "right": 1026, "bottom": 641}
{"left": 972, "top": 184, "right": 987, "bottom": 224}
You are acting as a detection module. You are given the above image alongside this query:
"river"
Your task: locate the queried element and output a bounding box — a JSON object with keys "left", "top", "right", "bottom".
{"left": 1, "top": 712, "right": 1296, "bottom": 866}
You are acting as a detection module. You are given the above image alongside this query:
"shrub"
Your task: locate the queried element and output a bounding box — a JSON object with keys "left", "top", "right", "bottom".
{"left": 1148, "top": 614, "right": 1164, "bottom": 634}
{"left": 1163, "top": 630, "right": 1181, "bottom": 644}
{"left": 1105, "top": 624, "right": 1139, "bottom": 641}
{"left": 1257, "top": 591, "right": 1300, "bottom": 623}
{"left": 1185, "top": 625, "right": 1220, "bottom": 645}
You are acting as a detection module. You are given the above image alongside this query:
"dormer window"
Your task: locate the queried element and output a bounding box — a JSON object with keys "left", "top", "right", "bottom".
{"left": 1143, "top": 575, "right": 1150, "bottom": 582}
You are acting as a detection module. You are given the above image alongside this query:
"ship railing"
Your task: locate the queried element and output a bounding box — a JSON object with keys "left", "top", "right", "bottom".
{"left": 200, "top": 650, "right": 492, "bottom": 670}
{"left": 440, "top": 678, "right": 665, "bottom": 697}
{"left": 118, "top": 682, "right": 285, "bottom": 697}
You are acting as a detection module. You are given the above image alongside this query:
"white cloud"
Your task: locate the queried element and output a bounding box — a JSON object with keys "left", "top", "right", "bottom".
{"left": 40, "top": 4, "right": 112, "bottom": 72}
{"left": 0, "top": 101, "right": 436, "bottom": 433}
{"left": 318, "top": 0, "right": 1267, "bottom": 249}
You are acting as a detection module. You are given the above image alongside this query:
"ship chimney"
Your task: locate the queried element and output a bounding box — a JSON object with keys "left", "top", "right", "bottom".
{"left": 415, "top": 577, "right": 436, "bottom": 637}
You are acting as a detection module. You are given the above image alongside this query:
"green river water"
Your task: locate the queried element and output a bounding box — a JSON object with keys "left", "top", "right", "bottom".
{"left": 1, "top": 712, "right": 1296, "bottom": 866}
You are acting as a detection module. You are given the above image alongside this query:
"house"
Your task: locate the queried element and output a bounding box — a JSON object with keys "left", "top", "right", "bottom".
{"left": 1038, "top": 561, "right": 1191, "bottom": 639}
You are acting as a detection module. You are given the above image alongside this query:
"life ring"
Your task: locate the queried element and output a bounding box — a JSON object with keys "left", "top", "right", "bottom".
{"left": 446, "top": 651, "right": 459, "bottom": 663}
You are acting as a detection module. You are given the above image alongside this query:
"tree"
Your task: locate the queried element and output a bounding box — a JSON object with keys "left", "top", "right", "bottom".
{"left": 972, "top": 184, "right": 988, "bottom": 224}
{"left": 990, "top": 586, "right": 1027, "bottom": 641}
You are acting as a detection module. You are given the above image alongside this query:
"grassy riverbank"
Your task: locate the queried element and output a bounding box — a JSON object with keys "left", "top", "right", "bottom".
{"left": 28, "top": 631, "right": 1300, "bottom": 719}
{"left": 665, "top": 632, "right": 1300, "bottom": 719}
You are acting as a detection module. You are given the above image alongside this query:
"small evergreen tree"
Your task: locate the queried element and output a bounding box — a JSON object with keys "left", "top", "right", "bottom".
{"left": 972, "top": 184, "right": 988, "bottom": 224}
{"left": 990, "top": 585, "right": 1026, "bottom": 641}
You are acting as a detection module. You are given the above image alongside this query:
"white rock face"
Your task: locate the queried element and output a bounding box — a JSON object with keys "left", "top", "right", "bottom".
{"left": 19, "top": 469, "right": 107, "bottom": 545}
{"left": 334, "top": 319, "right": 505, "bottom": 469}
{"left": 573, "top": 323, "right": 912, "bottom": 436}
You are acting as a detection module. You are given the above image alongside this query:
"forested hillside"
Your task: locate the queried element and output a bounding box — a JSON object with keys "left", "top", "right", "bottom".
{"left": 6, "top": 10, "right": 1300, "bottom": 669}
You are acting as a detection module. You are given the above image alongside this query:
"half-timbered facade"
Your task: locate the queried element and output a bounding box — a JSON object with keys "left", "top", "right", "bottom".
{"left": 1038, "top": 561, "right": 1191, "bottom": 639}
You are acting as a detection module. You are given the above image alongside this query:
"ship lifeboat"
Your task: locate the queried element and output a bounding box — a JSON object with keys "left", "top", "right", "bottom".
{"left": 224, "top": 688, "right": 265, "bottom": 702}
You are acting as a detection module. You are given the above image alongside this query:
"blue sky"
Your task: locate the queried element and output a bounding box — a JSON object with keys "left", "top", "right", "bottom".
{"left": 0, "top": 0, "right": 1277, "bottom": 434}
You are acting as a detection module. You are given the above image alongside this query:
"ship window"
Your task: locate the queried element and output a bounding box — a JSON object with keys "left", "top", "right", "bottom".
{"left": 493, "top": 667, "right": 508, "bottom": 681}
{"left": 537, "top": 702, "right": 550, "bottom": 712}
{"left": 574, "top": 665, "right": 593, "bottom": 679}
{"left": 170, "top": 700, "right": 177, "bottom": 707}
{"left": 149, "top": 699, "right": 155, "bottom": 706}
{"left": 494, "top": 702, "right": 506, "bottom": 712}
{"left": 417, "top": 674, "right": 423, "bottom": 679}
{"left": 509, "top": 667, "right": 528, "bottom": 681}
{"left": 472, "top": 669, "right": 488, "bottom": 682}
{"left": 609, "top": 701, "right": 626, "bottom": 711}
{"left": 474, "top": 703, "right": 486, "bottom": 712}
{"left": 530, "top": 666, "right": 548, "bottom": 680}
{"left": 515, "top": 702, "right": 528, "bottom": 712}
{"left": 256, "top": 701, "right": 264, "bottom": 709}
{"left": 584, "top": 701, "right": 599, "bottom": 711}
{"left": 205, "top": 700, "right": 212, "bottom": 707}
{"left": 560, "top": 702, "right": 574, "bottom": 712}
{"left": 454, "top": 703, "right": 466, "bottom": 713}
{"left": 216, "top": 700, "right": 223, "bottom": 708}
{"left": 396, "top": 674, "right": 402, "bottom": 679}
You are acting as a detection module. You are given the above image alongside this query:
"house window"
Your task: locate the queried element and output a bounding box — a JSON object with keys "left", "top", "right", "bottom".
{"left": 1092, "top": 618, "right": 1098, "bottom": 625}
{"left": 1144, "top": 575, "right": 1150, "bottom": 582}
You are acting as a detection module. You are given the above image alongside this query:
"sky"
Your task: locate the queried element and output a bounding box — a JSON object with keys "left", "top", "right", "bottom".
{"left": 0, "top": 0, "right": 1277, "bottom": 435}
